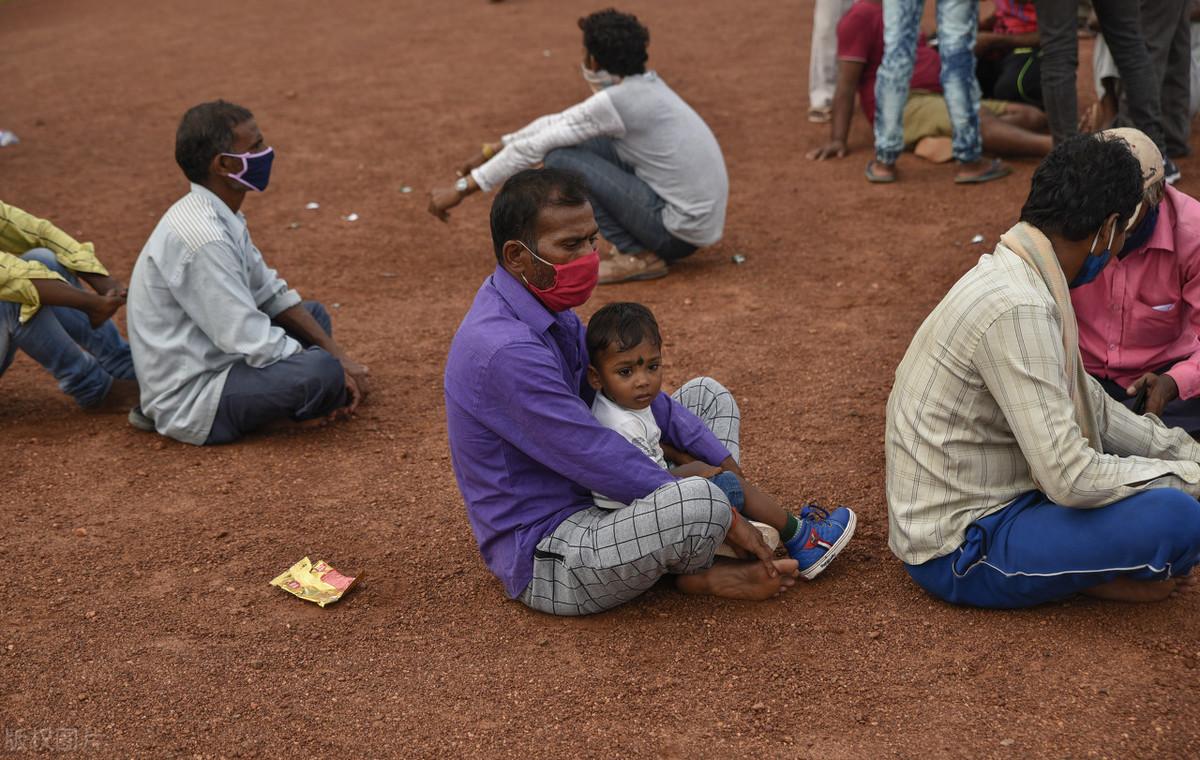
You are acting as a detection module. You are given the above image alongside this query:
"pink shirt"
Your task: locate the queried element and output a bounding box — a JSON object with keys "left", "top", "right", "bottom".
{"left": 1072, "top": 186, "right": 1200, "bottom": 399}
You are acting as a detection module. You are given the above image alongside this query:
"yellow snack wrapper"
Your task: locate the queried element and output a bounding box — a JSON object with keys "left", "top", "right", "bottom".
{"left": 270, "top": 557, "right": 359, "bottom": 607}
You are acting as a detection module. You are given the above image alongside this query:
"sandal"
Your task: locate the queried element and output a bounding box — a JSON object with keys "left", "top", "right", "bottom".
{"left": 865, "top": 160, "right": 897, "bottom": 184}
{"left": 954, "top": 158, "right": 1012, "bottom": 184}
{"left": 598, "top": 251, "right": 669, "bottom": 285}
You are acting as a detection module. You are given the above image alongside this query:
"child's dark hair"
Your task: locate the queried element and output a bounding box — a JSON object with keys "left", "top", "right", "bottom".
{"left": 586, "top": 302, "right": 662, "bottom": 361}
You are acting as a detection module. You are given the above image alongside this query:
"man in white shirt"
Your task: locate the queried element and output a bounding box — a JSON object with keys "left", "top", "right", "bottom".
{"left": 127, "top": 101, "right": 370, "bottom": 445}
{"left": 427, "top": 9, "right": 728, "bottom": 285}
{"left": 887, "top": 133, "right": 1200, "bottom": 607}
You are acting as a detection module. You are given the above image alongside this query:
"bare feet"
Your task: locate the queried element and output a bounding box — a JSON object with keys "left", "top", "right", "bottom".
{"left": 914, "top": 136, "right": 954, "bottom": 164}
{"left": 1083, "top": 576, "right": 1178, "bottom": 603}
{"left": 676, "top": 558, "right": 800, "bottom": 601}
{"left": 90, "top": 378, "right": 140, "bottom": 413}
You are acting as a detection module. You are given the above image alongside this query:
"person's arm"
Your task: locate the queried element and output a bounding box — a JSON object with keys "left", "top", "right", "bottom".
{"left": 975, "top": 304, "right": 1200, "bottom": 506}
{"left": 652, "top": 394, "right": 734, "bottom": 471}
{"left": 1094, "top": 375, "right": 1200, "bottom": 461}
{"left": 1156, "top": 222, "right": 1200, "bottom": 405}
{"left": 807, "top": 59, "right": 865, "bottom": 160}
{"left": 479, "top": 342, "right": 677, "bottom": 504}
{"left": 975, "top": 30, "right": 1040, "bottom": 54}
{"left": 427, "top": 92, "right": 625, "bottom": 220}
{"left": 167, "top": 240, "right": 301, "bottom": 369}
{"left": 0, "top": 200, "right": 117, "bottom": 293}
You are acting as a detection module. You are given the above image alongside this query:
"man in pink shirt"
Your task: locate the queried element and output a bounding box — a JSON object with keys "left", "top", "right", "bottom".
{"left": 1072, "top": 128, "right": 1200, "bottom": 434}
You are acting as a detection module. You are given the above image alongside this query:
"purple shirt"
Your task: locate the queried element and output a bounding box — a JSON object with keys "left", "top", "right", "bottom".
{"left": 444, "top": 267, "right": 732, "bottom": 598}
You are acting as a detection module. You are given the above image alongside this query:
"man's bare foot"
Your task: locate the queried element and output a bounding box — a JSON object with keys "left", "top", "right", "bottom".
{"left": 1083, "top": 576, "right": 1178, "bottom": 603}
{"left": 676, "top": 558, "right": 800, "bottom": 601}
{"left": 90, "top": 378, "right": 140, "bottom": 413}
{"left": 914, "top": 136, "right": 954, "bottom": 163}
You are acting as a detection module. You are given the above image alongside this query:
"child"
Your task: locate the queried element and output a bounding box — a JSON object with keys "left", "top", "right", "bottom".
{"left": 585, "top": 302, "right": 856, "bottom": 579}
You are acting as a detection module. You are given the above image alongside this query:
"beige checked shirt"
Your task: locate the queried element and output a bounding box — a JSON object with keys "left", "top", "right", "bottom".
{"left": 887, "top": 243, "right": 1200, "bottom": 565}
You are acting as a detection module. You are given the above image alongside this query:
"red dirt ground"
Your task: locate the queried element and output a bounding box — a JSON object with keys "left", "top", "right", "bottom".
{"left": 2, "top": 1, "right": 1198, "bottom": 757}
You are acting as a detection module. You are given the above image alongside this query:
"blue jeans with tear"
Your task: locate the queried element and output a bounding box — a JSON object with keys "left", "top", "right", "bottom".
{"left": 0, "top": 248, "right": 134, "bottom": 407}
{"left": 874, "top": 0, "right": 982, "bottom": 164}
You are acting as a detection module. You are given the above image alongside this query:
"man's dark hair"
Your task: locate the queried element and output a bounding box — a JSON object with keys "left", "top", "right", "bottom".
{"left": 1019, "top": 134, "right": 1143, "bottom": 241}
{"left": 490, "top": 168, "right": 590, "bottom": 262}
{"left": 579, "top": 9, "right": 649, "bottom": 77}
{"left": 175, "top": 100, "right": 254, "bottom": 183}
{"left": 586, "top": 302, "right": 662, "bottom": 362}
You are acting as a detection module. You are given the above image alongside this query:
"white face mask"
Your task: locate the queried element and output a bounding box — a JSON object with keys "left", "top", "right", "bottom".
{"left": 581, "top": 63, "right": 620, "bottom": 93}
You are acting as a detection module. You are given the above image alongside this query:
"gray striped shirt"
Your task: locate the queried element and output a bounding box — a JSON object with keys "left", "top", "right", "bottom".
{"left": 887, "top": 243, "right": 1200, "bottom": 565}
{"left": 128, "top": 184, "right": 301, "bottom": 445}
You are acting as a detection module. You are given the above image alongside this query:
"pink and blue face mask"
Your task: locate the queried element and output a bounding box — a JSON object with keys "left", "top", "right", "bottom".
{"left": 220, "top": 146, "right": 275, "bottom": 192}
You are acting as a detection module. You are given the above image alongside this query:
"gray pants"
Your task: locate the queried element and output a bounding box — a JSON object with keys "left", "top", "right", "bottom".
{"left": 519, "top": 377, "right": 742, "bottom": 616}
{"left": 205, "top": 301, "right": 347, "bottom": 445}
{"left": 1036, "top": 0, "right": 1168, "bottom": 151}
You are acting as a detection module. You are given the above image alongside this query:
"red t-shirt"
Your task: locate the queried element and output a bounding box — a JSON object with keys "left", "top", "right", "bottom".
{"left": 836, "top": 0, "right": 942, "bottom": 122}
{"left": 993, "top": 0, "right": 1038, "bottom": 36}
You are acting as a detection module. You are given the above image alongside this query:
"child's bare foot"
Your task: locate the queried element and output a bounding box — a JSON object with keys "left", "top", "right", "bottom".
{"left": 676, "top": 558, "right": 800, "bottom": 600}
{"left": 914, "top": 136, "right": 954, "bottom": 163}
{"left": 1083, "top": 576, "right": 1178, "bottom": 603}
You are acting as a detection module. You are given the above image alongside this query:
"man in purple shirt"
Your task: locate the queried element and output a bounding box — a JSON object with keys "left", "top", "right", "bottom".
{"left": 445, "top": 168, "right": 800, "bottom": 615}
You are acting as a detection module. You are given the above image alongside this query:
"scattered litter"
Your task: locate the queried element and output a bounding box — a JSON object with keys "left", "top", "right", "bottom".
{"left": 0, "top": 130, "right": 19, "bottom": 148}
{"left": 970, "top": 234, "right": 985, "bottom": 244}
{"left": 343, "top": 213, "right": 359, "bottom": 222}
{"left": 332, "top": 303, "right": 341, "bottom": 309}
{"left": 270, "top": 557, "right": 359, "bottom": 608}
{"left": 287, "top": 222, "right": 301, "bottom": 230}
{"left": 731, "top": 254, "right": 747, "bottom": 265}
{"left": 400, "top": 186, "right": 413, "bottom": 194}
{"left": 284, "top": 90, "right": 298, "bottom": 100}
{"left": 305, "top": 202, "right": 320, "bottom": 210}
{"left": 381, "top": 272, "right": 397, "bottom": 278}
{"left": 542, "top": 49, "right": 552, "bottom": 57}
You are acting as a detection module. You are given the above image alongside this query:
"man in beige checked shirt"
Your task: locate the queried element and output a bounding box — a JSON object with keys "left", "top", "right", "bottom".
{"left": 887, "top": 132, "right": 1200, "bottom": 608}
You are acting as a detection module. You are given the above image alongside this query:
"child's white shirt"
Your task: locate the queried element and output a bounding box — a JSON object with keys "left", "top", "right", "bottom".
{"left": 591, "top": 392, "right": 668, "bottom": 510}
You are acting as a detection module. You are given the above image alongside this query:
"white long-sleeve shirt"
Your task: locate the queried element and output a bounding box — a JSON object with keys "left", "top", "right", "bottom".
{"left": 128, "top": 184, "right": 302, "bottom": 445}
{"left": 471, "top": 72, "right": 728, "bottom": 247}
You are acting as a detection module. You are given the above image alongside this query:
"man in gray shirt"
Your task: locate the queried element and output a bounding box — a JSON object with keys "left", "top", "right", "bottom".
{"left": 427, "top": 9, "right": 728, "bottom": 285}
{"left": 127, "top": 100, "right": 370, "bottom": 445}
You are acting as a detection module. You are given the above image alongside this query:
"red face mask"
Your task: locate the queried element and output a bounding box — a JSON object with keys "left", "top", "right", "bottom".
{"left": 520, "top": 243, "right": 600, "bottom": 311}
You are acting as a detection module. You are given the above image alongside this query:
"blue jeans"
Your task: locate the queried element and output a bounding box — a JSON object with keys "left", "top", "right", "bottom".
{"left": 710, "top": 471, "right": 745, "bottom": 510}
{"left": 204, "top": 301, "right": 347, "bottom": 445}
{"left": 543, "top": 138, "right": 697, "bottom": 261}
{"left": 0, "top": 249, "right": 134, "bottom": 407}
{"left": 874, "top": 0, "right": 981, "bottom": 163}
{"left": 905, "top": 489, "right": 1200, "bottom": 608}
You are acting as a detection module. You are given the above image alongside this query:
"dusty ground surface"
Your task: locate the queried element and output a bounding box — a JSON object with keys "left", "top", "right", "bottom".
{"left": 2, "top": 0, "right": 1198, "bottom": 757}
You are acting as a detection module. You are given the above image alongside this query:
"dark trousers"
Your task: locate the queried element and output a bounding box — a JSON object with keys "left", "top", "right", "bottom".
{"left": 1141, "top": 0, "right": 1192, "bottom": 157}
{"left": 205, "top": 301, "right": 347, "bottom": 445}
{"left": 977, "top": 48, "right": 1043, "bottom": 107}
{"left": 1036, "top": 0, "right": 1167, "bottom": 151}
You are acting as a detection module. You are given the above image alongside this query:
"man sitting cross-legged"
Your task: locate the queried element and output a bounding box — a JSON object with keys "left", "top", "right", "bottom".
{"left": 445, "top": 168, "right": 809, "bottom": 615}
{"left": 127, "top": 100, "right": 370, "bottom": 445}
{"left": 887, "top": 133, "right": 1200, "bottom": 608}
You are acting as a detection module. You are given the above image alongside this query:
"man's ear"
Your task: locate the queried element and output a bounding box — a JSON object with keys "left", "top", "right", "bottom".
{"left": 586, "top": 364, "right": 603, "bottom": 391}
{"left": 209, "top": 153, "right": 234, "bottom": 183}
{"left": 501, "top": 240, "right": 527, "bottom": 273}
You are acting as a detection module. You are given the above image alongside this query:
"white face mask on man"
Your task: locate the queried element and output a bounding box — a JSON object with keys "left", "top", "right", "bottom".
{"left": 581, "top": 63, "right": 620, "bottom": 93}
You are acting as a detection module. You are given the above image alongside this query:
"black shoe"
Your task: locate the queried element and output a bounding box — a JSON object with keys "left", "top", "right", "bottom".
{"left": 1165, "top": 158, "right": 1182, "bottom": 185}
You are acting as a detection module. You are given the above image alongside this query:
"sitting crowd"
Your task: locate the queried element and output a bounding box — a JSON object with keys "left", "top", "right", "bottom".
{"left": 3, "top": 8, "right": 1199, "bottom": 617}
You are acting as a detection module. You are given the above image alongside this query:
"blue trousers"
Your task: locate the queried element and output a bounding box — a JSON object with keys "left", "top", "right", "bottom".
{"left": 906, "top": 489, "right": 1200, "bottom": 608}
{"left": 874, "top": 0, "right": 982, "bottom": 163}
{"left": 543, "top": 137, "right": 697, "bottom": 261}
{"left": 0, "top": 249, "right": 134, "bottom": 407}
{"left": 204, "top": 301, "right": 347, "bottom": 445}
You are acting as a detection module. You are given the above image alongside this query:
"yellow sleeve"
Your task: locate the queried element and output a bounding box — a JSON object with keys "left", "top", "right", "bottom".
{"left": 0, "top": 250, "right": 67, "bottom": 322}
{"left": 0, "top": 200, "right": 109, "bottom": 277}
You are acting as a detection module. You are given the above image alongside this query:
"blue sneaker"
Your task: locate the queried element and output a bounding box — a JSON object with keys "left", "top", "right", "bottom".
{"left": 783, "top": 504, "right": 856, "bottom": 580}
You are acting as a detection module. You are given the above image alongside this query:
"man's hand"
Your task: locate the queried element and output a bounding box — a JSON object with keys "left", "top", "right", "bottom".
{"left": 1129, "top": 372, "right": 1180, "bottom": 417}
{"left": 670, "top": 461, "right": 723, "bottom": 479}
{"left": 427, "top": 186, "right": 464, "bottom": 222}
{"left": 807, "top": 140, "right": 849, "bottom": 161}
{"left": 85, "top": 293, "right": 125, "bottom": 329}
{"left": 330, "top": 357, "right": 371, "bottom": 420}
{"left": 80, "top": 272, "right": 127, "bottom": 298}
{"left": 341, "top": 357, "right": 371, "bottom": 399}
{"left": 458, "top": 143, "right": 502, "bottom": 177}
{"left": 724, "top": 513, "right": 779, "bottom": 578}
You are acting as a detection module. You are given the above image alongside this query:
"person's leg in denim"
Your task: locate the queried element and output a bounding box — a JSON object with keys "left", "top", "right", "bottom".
{"left": 935, "top": 0, "right": 982, "bottom": 163}
{"left": 873, "top": 0, "right": 923, "bottom": 166}
{"left": 2, "top": 249, "right": 133, "bottom": 407}
{"left": 543, "top": 138, "right": 695, "bottom": 262}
